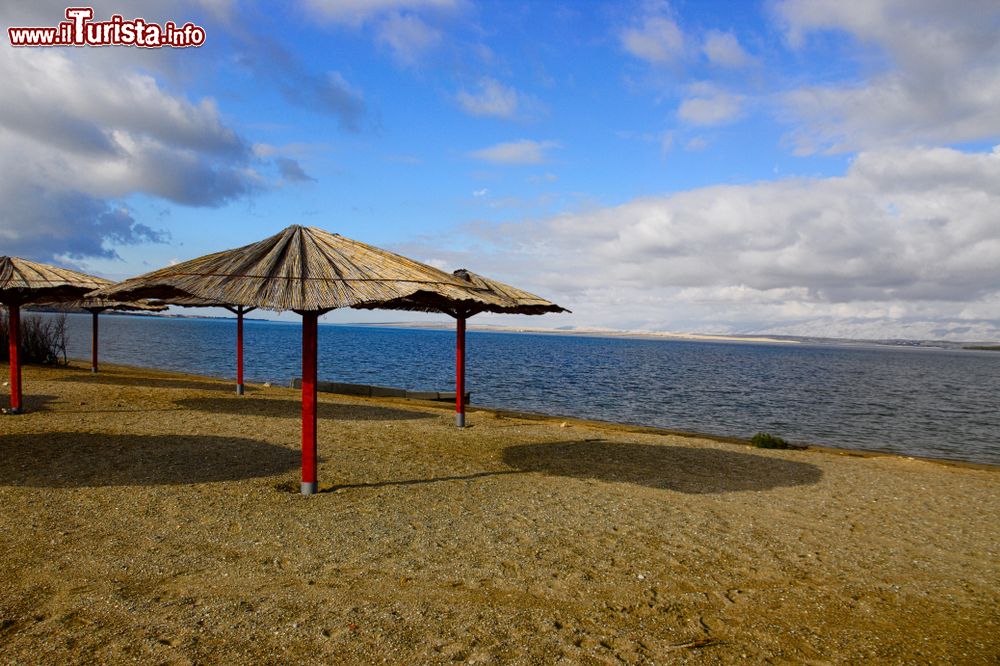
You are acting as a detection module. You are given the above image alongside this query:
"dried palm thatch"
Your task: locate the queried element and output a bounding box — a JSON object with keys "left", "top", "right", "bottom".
{"left": 0, "top": 256, "right": 111, "bottom": 305}
{"left": 91, "top": 226, "right": 497, "bottom": 312}
{"left": 53, "top": 298, "right": 168, "bottom": 313}
{"left": 355, "top": 268, "right": 568, "bottom": 317}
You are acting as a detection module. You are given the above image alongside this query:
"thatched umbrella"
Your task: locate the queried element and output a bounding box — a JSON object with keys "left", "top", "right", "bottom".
{"left": 0, "top": 256, "right": 111, "bottom": 413}
{"left": 354, "top": 268, "right": 567, "bottom": 427}
{"left": 91, "top": 225, "right": 498, "bottom": 494}
{"left": 63, "top": 298, "right": 167, "bottom": 373}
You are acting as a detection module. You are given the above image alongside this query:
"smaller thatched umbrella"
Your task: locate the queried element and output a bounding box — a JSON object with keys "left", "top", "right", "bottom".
{"left": 354, "top": 268, "right": 567, "bottom": 427}
{"left": 1, "top": 256, "right": 110, "bottom": 413}
{"left": 63, "top": 298, "right": 167, "bottom": 373}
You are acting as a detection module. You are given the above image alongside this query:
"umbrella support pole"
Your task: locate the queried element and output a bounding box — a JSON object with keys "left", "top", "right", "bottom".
{"left": 7, "top": 303, "right": 23, "bottom": 414}
{"left": 91, "top": 310, "right": 99, "bottom": 373}
{"left": 301, "top": 311, "right": 319, "bottom": 495}
{"left": 224, "top": 305, "right": 256, "bottom": 395}
{"left": 456, "top": 316, "right": 466, "bottom": 428}
{"left": 236, "top": 308, "right": 244, "bottom": 395}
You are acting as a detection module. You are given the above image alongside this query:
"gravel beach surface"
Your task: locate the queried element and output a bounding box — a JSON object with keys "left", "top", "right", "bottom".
{"left": 1, "top": 362, "right": 998, "bottom": 664}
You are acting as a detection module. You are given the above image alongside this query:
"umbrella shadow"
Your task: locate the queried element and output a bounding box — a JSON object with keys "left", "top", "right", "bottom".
{"left": 52, "top": 372, "right": 246, "bottom": 393}
{"left": 173, "top": 397, "right": 436, "bottom": 421}
{"left": 502, "top": 439, "right": 822, "bottom": 494}
{"left": 0, "top": 433, "right": 298, "bottom": 488}
{"left": 2, "top": 394, "right": 57, "bottom": 413}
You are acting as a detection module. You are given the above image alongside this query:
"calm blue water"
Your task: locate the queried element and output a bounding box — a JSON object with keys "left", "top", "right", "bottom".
{"left": 48, "top": 312, "right": 1000, "bottom": 465}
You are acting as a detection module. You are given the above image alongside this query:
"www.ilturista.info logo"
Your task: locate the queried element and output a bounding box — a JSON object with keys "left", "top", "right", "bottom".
{"left": 8, "top": 7, "right": 206, "bottom": 48}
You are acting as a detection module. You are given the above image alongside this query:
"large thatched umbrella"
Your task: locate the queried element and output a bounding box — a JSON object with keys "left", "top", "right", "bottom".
{"left": 354, "top": 268, "right": 567, "bottom": 427}
{"left": 0, "top": 256, "right": 111, "bottom": 413}
{"left": 91, "top": 225, "right": 498, "bottom": 494}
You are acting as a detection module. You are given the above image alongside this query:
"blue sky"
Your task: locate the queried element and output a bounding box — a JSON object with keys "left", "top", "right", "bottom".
{"left": 2, "top": 1, "right": 999, "bottom": 340}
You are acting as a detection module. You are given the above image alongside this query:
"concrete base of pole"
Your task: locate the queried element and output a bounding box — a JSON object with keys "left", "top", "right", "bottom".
{"left": 301, "top": 481, "right": 317, "bottom": 496}
{"left": 3, "top": 407, "right": 24, "bottom": 415}
{"left": 91, "top": 367, "right": 97, "bottom": 373}
{"left": 236, "top": 384, "right": 244, "bottom": 396}
{"left": 456, "top": 412, "right": 465, "bottom": 428}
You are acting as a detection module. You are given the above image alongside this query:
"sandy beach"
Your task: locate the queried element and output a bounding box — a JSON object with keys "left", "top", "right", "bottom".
{"left": 0, "top": 362, "right": 997, "bottom": 664}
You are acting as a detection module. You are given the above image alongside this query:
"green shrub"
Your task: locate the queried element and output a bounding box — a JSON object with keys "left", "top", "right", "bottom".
{"left": 751, "top": 431, "right": 791, "bottom": 449}
{"left": 0, "top": 310, "right": 68, "bottom": 365}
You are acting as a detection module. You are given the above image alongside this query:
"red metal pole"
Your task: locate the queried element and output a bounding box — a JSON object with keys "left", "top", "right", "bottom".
{"left": 456, "top": 316, "right": 466, "bottom": 427}
{"left": 236, "top": 308, "right": 244, "bottom": 395}
{"left": 301, "top": 311, "right": 318, "bottom": 495}
{"left": 7, "top": 304, "right": 22, "bottom": 414}
{"left": 91, "top": 310, "right": 99, "bottom": 373}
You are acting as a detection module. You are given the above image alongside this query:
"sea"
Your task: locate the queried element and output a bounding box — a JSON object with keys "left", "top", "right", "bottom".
{"left": 43, "top": 312, "right": 1000, "bottom": 466}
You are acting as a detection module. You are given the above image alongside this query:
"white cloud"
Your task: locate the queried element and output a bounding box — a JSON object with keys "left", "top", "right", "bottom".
{"left": 677, "top": 84, "right": 744, "bottom": 126}
{"left": 775, "top": 0, "right": 1000, "bottom": 152}
{"left": 659, "top": 131, "right": 674, "bottom": 155}
{"left": 301, "top": 0, "right": 458, "bottom": 26}
{"left": 702, "top": 30, "right": 754, "bottom": 68}
{"left": 469, "top": 139, "right": 558, "bottom": 165}
{"left": 438, "top": 145, "right": 1000, "bottom": 339}
{"left": 374, "top": 12, "right": 441, "bottom": 65}
{"left": 0, "top": 47, "right": 267, "bottom": 262}
{"left": 529, "top": 173, "right": 559, "bottom": 184}
{"left": 621, "top": 14, "right": 685, "bottom": 64}
{"left": 684, "top": 136, "right": 708, "bottom": 151}
{"left": 456, "top": 78, "right": 519, "bottom": 118}
{"left": 424, "top": 257, "right": 451, "bottom": 271}
{"left": 301, "top": 0, "right": 457, "bottom": 66}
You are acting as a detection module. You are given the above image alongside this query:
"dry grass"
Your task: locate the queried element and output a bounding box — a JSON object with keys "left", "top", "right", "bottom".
{"left": 1, "top": 362, "right": 998, "bottom": 664}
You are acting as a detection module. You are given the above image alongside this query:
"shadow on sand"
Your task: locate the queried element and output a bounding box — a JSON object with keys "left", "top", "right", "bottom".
{"left": 0, "top": 433, "right": 298, "bottom": 488}
{"left": 173, "top": 397, "right": 436, "bottom": 421}
{"left": 502, "top": 439, "right": 822, "bottom": 494}
{"left": 52, "top": 372, "right": 244, "bottom": 393}
{"left": 2, "top": 394, "right": 57, "bottom": 413}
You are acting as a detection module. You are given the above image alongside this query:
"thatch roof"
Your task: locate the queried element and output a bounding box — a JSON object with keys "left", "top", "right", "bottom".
{"left": 354, "top": 268, "right": 568, "bottom": 317}
{"left": 125, "top": 294, "right": 229, "bottom": 309}
{"left": 453, "top": 269, "right": 568, "bottom": 315}
{"left": 0, "top": 256, "right": 111, "bottom": 306}
{"left": 90, "top": 226, "right": 502, "bottom": 313}
{"left": 67, "top": 298, "right": 168, "bottom": 313}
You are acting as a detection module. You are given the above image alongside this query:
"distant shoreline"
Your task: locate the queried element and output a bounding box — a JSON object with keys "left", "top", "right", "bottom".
{"left": 26, "top": 308, "right": 999, "bottom": 350}
{"left": 344, "top": 320, "right": 798, "bottom": 345}
{"left": 337, "top": 320, "right": 999, "bottom": 351}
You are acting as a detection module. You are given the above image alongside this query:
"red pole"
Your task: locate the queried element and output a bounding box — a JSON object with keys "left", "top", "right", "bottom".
{"left": 91, "top": 310, "right": 99, "bottom": 373}
{"left": 7, "top": 303, "right": 23, "bottom": 414}
{"left": 456, "top": 315, "right": 466, "bottom": 427}
{"left": 301, "top": 311, "right": 318, "bottom": 495}
{"left": 236, "top": 307, "right": 245, "bottom": 395}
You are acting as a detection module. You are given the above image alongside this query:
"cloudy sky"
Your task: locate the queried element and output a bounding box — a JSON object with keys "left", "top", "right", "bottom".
{"left": 2, "top": 0, "right": 999, "bottom": 340}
